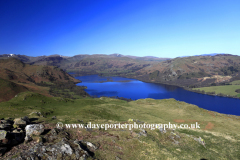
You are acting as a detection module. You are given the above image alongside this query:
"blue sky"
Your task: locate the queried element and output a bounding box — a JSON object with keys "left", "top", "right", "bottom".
{"left": 0, "top": 0, "right": 239, "bottom": 58}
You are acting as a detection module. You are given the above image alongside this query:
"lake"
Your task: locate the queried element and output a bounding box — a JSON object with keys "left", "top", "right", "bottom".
{"left": 75, "top": 75, "right": 240, "bottom": 116}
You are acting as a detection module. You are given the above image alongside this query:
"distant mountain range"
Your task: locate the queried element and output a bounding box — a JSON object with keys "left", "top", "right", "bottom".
{"left": 1, "top": 53, "right": 240, "bottom": 89}
{"left": 178, "top": 53, "right": 229, "bottom": 58}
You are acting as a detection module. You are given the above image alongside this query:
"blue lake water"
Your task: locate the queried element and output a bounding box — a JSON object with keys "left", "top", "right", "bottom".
{"left": 75, "top": 75, "right": 240, "bottom": 116}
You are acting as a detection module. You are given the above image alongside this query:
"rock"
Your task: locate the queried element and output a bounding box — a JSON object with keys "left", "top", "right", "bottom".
{"left": 35, "top": 136, "right": 43, "bottom": 143}
{"left": 74, "top": 140, "right": 92, "bottom": 157}
{"left": 22, "top": 116, "right": 30, "bottom": 124}
{"left": 2, "top": 118, "right": 13, "bottom": 125}
{"left": 0, "top": 147, "right": 7, "bottom": 156}
{"left": 25, "top": 124, "right": 44, "bottom": 142}
{"left": 159, "top": 127, "right": 167, "bottom": 134}
{"left": 51, "top": 128, "right": 59, "bottom": 136}
{"left": 11, "top": 129, "right": 25, "bottom": 143}
{"left": 13, "top": 118, "right": 27, "bottom": 128}
{"left": 52, "top": 116, "right": 57, "bottom": 119}
{"left": 138, "top": 128, "right": 147, "bottom": 137}
{"left": 0, "top": 123, "right": 11, "bottom": 130}
{"left": 24, "top": 135, "right": 33, "bottom": 142}
{"left": 44, "top": 140, "right": 74, "bottom": 158}
{"left": 25, "top": 124, "right": 44, "bottom": 136}
{"left": 86, "top": 141, "right": 98, "bottom": 150}
{"left": 0, "top": 130, "right": 7, "bottom": 140}
{"left": 194, "top": 136, "right": 206, "bottom": 147}
{"left": 0, "top": 119, "right": 11, "bottom": 124}
{"left": 60, "top": 143, "right": 73, "bottom": 155}
{"left": 0, "top": 130, "right": 9, "bottom": 146}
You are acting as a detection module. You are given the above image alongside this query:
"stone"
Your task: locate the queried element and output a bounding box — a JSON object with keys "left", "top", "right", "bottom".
{"left": 25, "top": 124, "right": 44, "bottom": 137}
{"left": 138, "top": 128, "right": 147, "bottom": 137}
{"left": 51, "top": 128, "right": 59, "bottom": 136}
{"left": 0, "top": 130, "right": 7, "bottom": 140}
{"left": 0, "top": 130, "right": 9, "bottom": 146}
{"left": 11, "top": 129, "right": 25, "bottom": 143}
{"left": 60, "top": 143, "right": 73, "bottom": 155}
{"left": 0, "top": 123, "right": 11, "bottom": 130}
{"left": 25, "top": 135, "right": 33, "bottom": 142}
{"left": 194, "top": 136, "right": 206, "bottom": 147}
{"left": 52, "top": 116, "right": 57, "bottom": 119}
{"left": 22, "top": 116, "right": 30, "bottom": 124}
{"left": 159, "top": 127, "right": 167, "bottom": 134}
{"left": 32, "top": 136, "right": 43, "bottom": 143}
{"left": 86, "top": 141, "right": 97, "bottom": 150}
{"left": 13, "top": 118, "right": 27, "bottom": 128}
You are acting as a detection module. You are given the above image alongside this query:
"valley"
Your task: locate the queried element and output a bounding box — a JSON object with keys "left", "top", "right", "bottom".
{"left": 0, "top": 54, "right": 240, "bottom": 159}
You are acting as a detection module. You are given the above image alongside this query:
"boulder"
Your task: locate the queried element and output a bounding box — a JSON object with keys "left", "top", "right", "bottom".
{"left": 13, "top": 118, "right": 27, "bottom": 128}
{"left": 0, "top": 124, "right": 11, "bottom": 130}
{"left": 0, "top": 130, "right": 9, "bottom": 146}
{"left": 11, "top": 129, "right": 25, "bottom": 143}
{"left": 21, "top": 116, "right": 30, "bottom": 124}
{"left": 25, "top": 124, "right": 44, "bottom": 137}
{"left": 86, "top": 141, "right": 98, "bottom": 150}
{"left": 0, "top": 119, "right": 12, "bottom": 131}
{"left": 0, "top": 130, "right": 7, "bottom": 140}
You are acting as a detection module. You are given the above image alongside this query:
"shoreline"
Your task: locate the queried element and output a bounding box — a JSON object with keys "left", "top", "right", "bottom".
{"left": 72, "top": 73, "right": 240, "bottom": 100}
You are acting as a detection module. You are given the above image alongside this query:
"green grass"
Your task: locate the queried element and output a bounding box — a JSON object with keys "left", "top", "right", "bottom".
{"left": 194, "top": 85, "right": 240, "bottom": 96}
{"left": 231, "top": 80, "right": 240, "bottom": 85}
{"left": 1, "top": 92, "right": 240, "bottom": 159}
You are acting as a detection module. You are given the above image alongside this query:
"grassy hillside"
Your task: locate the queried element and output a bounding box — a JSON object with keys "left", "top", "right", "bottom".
{"left": 0, "top": 58, "right": 87, "bottom": 102}
{"left": 135, "top": 54, "right": 240, "bottom": 87}
{"left": 193, "top": 80, "right": 240, "bottom": 97}
{"left": 0, "top": 78, "right": 28, "bottom": 102}
{"left": 62, "top": 55, "right": 159, "bottom": 76}
{"left": 0, "top": 58, "right": 80, "bottom": 84}
{"left": 0, "top": 92, "right": 239, "bottom": 159}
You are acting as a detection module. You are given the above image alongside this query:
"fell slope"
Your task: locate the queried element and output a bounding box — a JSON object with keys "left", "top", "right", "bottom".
{"left": 0, "top": 92, "right": 239, "bottom": 159}
{"left": 0, "top": 58, "right": 80, "bottom": 84}
{"left": 133, "top": 54, "right": 240, "bottom": 88}
{"left": 0, "top": 78, "right": 28, "bottom": 102}
{"left": 0, "top": 58, "right": 82, "bottom": 101}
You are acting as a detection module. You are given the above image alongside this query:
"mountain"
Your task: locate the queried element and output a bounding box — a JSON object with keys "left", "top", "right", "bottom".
{"left": 2, "top": 53, "right": 240, "bottom": 88}
{"left": 0, "top": 58, "right": 82, "bottom": 101}
{"left": 0, "top": 58, "right": 80, "bottom": 84}
{"left": 0, "top": 78, "right": 28, "bottom": 102}
{"left": 132, "top": 54, "right": 240, "bottom": 88}
{"left": 13, "top": 54, "right": 167, "bottom": 76}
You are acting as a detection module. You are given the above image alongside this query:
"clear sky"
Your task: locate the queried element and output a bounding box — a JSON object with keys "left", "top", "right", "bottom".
{"left": 0, "top": 0, "right": 239, "bottom": 58}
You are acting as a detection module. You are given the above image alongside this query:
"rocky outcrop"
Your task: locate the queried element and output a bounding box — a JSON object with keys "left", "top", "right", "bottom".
{"left": 0, "top": 118, "right": 27, "bottom": 156}
{"left": 0, "top": 116, "right": 99, "bottom": 159}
